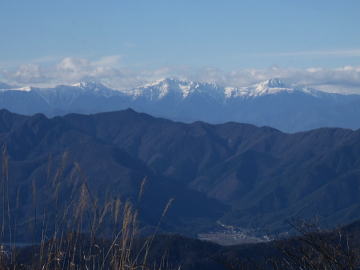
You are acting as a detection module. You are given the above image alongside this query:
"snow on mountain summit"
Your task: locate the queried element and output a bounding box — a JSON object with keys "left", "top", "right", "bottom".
{"left": 72, "top": 81, "right": 109, "bottom": 91}
{"left": 240, "top": 78, "right": 327, "bottom": 97}
{"left": 252, "top": 78, "right": 292, "bottom": 96}
{"left": 128, "top": 77, "right": 317, "bottom": 100}
{"left": 128, "top": 78, "right": 223, "bottom": 100}
{"left": 263, "top": 78, "right": 287, "bottom": 88}
{"left": 0, "top": 78, "right": 335, "bottom": 103}
{"left": 68, "top": 80, "right": 121, "bottom": 97}
{"left": 1, "top": 78, "right": 359, "bottom": 132}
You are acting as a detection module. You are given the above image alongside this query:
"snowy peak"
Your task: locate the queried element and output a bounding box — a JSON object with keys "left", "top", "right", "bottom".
{"left": 72, "top": 81, "right": 108, "bottom": 91}
{"left": 130, "top": 78, "right": 222, "bottom": 100}
{"left": 245, "top": 78, "right": 328, "bottom": 97}
{"left": 68, "top": 80, "right": 121, "bottom": 97}
{"left": 223, "top": 79, "right": 292, "bottom": 98}
{"left": 252, "top": 78, "right": 292, "bottom": 96}
{"left": 222, "top": 78, "right": 330, "bottom": 98}
{"left": 263, "top": 78, "right": 287, "bottom": 88}
{"left": 33, "top": 81, "right": 120, "bottom": 106}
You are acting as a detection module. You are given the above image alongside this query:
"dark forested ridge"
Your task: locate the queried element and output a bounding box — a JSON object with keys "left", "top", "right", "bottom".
{"left": 1, "top": 108, "right": 360, "bottom": 238}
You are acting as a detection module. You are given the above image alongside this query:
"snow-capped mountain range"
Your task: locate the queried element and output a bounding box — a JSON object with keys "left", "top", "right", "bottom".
{"left": 124, "top": 78, "right": 328, "bottom": 99}
{"left": 1, "top": 78, "right": 360, "bottom": 132}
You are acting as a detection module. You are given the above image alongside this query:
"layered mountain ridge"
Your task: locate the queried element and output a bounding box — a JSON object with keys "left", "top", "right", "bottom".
{"left": 1, "top": 109, "right": 360, "bottom": 239}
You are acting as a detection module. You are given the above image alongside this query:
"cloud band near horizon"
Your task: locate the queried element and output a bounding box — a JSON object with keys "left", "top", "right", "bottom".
{"left": 1, "top": 56, "right": 360, "bottom": 94}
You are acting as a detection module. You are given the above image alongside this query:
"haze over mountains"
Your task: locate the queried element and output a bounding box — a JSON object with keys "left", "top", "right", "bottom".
{"left": 1, "top": 109, "right": 360, "bottom": 240}
{"left": 1, "top": 78, "right": 360, "bottom": 132}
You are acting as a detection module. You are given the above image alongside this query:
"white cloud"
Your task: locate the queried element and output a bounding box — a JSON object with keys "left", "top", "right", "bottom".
{"left": 254, "top": 48, "right": 360, "bottom": 58}
{"left": 1, "top": 56, "right": 360, "bottom": 94}
{"left": 11, "top": 64, "right": 44, "bottom": 83}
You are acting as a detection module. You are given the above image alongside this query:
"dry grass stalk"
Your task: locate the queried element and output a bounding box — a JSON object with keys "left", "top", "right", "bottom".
{"left": 0, "top": 149, "right": 178, "bottom": 270}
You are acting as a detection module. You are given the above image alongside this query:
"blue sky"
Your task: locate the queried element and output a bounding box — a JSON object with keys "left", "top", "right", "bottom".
{"left": 1, "top": 0, "right": 360, "bottom": 90}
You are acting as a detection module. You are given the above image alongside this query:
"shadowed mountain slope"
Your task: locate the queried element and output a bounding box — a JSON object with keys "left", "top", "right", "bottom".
{"left": 0, "top": 109, "right": 360, "bottom": 237}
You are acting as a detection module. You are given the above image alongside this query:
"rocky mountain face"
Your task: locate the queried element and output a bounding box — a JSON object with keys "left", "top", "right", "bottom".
{"left": 1, "top": 78, "right": 360, "bottom": 132}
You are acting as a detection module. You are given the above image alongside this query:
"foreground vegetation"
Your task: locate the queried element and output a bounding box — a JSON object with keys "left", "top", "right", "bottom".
{"left": 0, "top": 146, "right": 179, "bottom": 270}
{"left": 0, "top": 146, "right": 359, "bottom": 269}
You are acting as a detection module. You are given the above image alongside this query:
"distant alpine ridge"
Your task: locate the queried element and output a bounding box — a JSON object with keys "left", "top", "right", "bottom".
{"left": 1, "top": 78, "right": 360, "bottom": 132}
